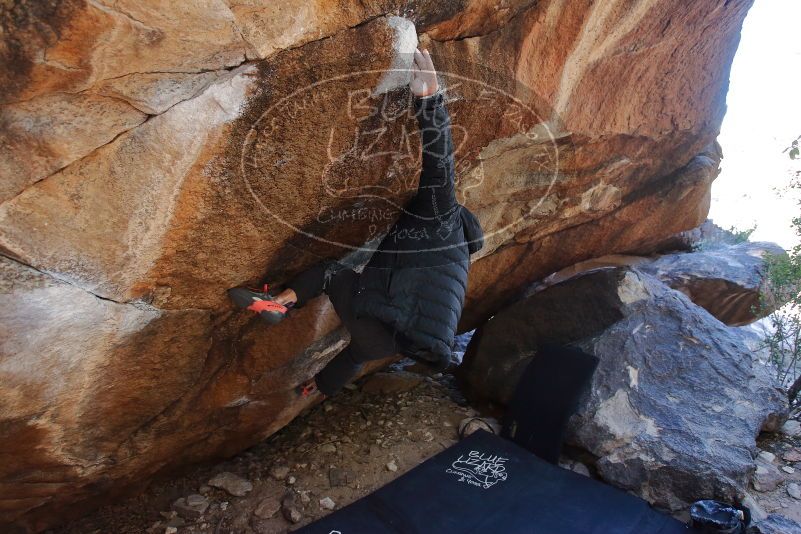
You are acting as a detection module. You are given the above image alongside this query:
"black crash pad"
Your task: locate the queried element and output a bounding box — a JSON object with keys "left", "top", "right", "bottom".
{"left": 298, "top": 430, "right": 699, "bottom": 534}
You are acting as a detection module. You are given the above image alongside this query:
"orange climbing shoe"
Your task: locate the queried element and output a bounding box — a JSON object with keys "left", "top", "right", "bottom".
{"left": 227, "top": 284, "right": 290, "bottom": 324}
{"left": 295, "top": 378, "right": 323, "bottom": 399}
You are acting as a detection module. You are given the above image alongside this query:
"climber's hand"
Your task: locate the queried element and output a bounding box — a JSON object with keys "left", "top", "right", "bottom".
{"left": 410, "top": 47, "right": 439, "bottom": 98}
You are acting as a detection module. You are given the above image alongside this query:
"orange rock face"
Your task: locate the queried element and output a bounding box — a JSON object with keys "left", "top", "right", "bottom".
{"left": 1, "top": 0, "right": 752, "bottom": 530}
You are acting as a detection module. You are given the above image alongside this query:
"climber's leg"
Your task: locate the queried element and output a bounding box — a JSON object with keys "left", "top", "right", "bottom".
{"left": 284, "top": 259, "right": 344, "bottom": 308}
{"left": 313, "top": 318, "right": 400, "bottom": 396}
{"left": 312, "top": 267, "right": 402, "bottom": 396}
{"left": 313, "top": 344, "right": 363, "bottom": 396}
{"left": 227, "top": 259, "right": 342, "bottom": 323}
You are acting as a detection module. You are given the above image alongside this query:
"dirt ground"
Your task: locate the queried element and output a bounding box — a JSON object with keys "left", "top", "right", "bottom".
{"left": 53, "top": 361, "right": 800, "bottom": 533}
{"left": 752, "top": 425, "right": 801, "bottom": 523}
{"left": 54, "top": 362, "right": 476, "bottom": 534}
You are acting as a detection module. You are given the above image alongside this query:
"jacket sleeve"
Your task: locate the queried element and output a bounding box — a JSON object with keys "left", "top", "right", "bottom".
{"left": 405, "top": 90, "right": 459, "bottom": 220}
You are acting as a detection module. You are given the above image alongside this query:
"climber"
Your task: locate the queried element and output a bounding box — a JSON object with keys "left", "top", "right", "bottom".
{"left": 228, "top": 47, "right": 484, "bottom": 399}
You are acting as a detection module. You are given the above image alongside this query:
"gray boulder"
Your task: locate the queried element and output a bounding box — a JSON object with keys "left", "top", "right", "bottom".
{"left": 459, "top": 267, "right": 787, "bottom": 511}
{"left": 527, "top": 240, "right": 785, "bottom": 328}
{"left": 641, "top": 219, "right": 744, "bottom": 254}
{"left": 747, "top": 514, "right": 801, "bottom": 534}
{"left": 638, "top": 241, "right": 786, "bottom": 326}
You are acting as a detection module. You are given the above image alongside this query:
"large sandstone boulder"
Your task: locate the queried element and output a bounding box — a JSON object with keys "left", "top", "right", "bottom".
{"left": 529, "top": 239, "right": 786, "bottom": 326}
{"left": 458, "top": 267, "right": 787, "bottom": 511}
{"left": 638, "top": 241, "right": 787, "bottom": 326}
{"left": 1, "top": 0, "right": 755, "bottom": 530}
{"left": 459, "top": 143, "right": 725, "bottom": 329}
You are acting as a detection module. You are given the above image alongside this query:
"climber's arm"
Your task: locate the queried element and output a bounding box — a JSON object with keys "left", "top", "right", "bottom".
{"left": 406, "top": 49, "right": 458, "bottom": 219}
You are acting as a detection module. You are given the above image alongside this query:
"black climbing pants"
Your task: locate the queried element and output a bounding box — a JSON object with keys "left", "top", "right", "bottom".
{"left": 286, "top": 260, "right": 405, "bottom": 396}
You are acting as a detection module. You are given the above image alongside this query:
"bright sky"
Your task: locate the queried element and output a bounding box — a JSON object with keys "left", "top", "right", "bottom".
{"left": 710, "top": 0, "right": 801, "bottom": 251}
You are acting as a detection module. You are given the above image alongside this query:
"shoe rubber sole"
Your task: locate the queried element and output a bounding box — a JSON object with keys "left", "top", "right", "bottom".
{"left": 227, "top": 287, "right": 287, "bottom": 325}
{"left": 296, "top": 379, "right": 324, "bottom": 399}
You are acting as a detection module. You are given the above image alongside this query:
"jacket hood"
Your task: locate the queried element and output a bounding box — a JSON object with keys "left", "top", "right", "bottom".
{"left": 459, "top": 205, "right": 484, "bottom": 255}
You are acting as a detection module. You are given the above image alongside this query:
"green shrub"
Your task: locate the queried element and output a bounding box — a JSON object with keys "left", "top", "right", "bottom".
{"left": 755, "top": 137, "right": 801, "bottom": 409}
{"left": 757, "top": 251, "right": 801, "bottom": 407}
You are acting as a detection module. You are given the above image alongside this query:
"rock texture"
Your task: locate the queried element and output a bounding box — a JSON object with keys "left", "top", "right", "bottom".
{"left": 459, "top": 267, "right": 787, "bottom": 510}
{"left": 459, "top": 144, "right": 725, "bottom": 329}
{"left": 1, "top": 0, "right": 754, "bottom": 530}
{"left": 747, "top": 514, "right": 801, "bottom": 534}
{"left": 650, "top": 218, "right": 746, "bottom": 254}
{"left": 638, "top": 241, "right": 786, "bottom": 326}
{"left": 529, "top": 240, "right": 786, "bottom": 326}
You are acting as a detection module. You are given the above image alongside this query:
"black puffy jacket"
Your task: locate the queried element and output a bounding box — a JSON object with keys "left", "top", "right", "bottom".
{"left": 351, "top": 90, "right": 484, "bottom": 366}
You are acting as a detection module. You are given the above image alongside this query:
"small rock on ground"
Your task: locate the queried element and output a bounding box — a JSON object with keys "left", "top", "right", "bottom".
{"left": 269, "top": 464, "right": 290, "bottom": 480}
{"left": 329, "top": 467, "right": 352, "bottom": 487}
{"left": 753, "top": 461, "right": 784, "bottom": 493}
{"left": 319, "top": 497, "right": 336, "bottom": 510}
{"left": 281, "top": 493, "right": 302, "bottom": 524}
{"left": 758, "top": 451, "right": 776, "bottom": 463}
{"left": 163, "top": 516, "right": 185, "bottom": 529}
{"left": 171, "top": 494, "right": 209, "bottom": 519}
{"left": 254, "top": 495, "right": 281, "bottom": 519}
{"left": 361, "top": 371, "right": 424, "bottom": 395}
{"left": 207, "top": 472, "right": 253, "bottom": 497}
{"left": 781, "top": 420, "right": 801, "bottom": 437}
{"left": 320, "top": 443, "right": 337, "bottom": 454}
{"left": 783, "top": 448, "right": 801, "bottom": 462}
{"left": 571, "top": 462, "right": 591, "bottom": 477}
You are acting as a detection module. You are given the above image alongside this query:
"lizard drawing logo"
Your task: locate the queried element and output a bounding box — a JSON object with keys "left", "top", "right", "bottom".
{"left": 445, "top": 450, "right": 509, "bottom": 489}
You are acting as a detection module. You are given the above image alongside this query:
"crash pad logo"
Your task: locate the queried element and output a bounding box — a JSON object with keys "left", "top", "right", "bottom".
{"left": 446, "top": 450, "right": 509, "bottom": 489}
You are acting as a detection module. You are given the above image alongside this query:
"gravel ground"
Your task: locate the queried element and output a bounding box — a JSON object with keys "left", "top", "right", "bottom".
{"left": 52, "top": 362, "right": 801, "bottom": 533}
{"left": 54, "top": 362, "right": 478, "bottom": 534}
{"left": 750, "top": 419, "right": 801, "bottom": 524}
